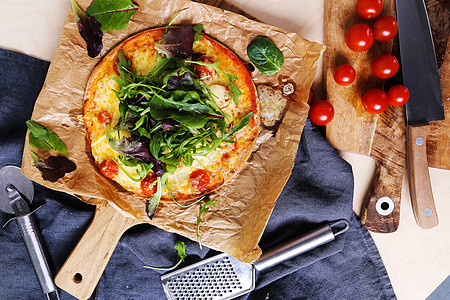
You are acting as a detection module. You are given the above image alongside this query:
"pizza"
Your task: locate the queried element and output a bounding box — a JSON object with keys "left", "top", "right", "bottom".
{"left": 83, "top": 26, "right": 260, "bottom": 210}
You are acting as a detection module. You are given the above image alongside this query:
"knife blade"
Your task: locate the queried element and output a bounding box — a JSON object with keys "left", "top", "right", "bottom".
{"left": 396, "top": 0, "right": 445, "bottom": 228}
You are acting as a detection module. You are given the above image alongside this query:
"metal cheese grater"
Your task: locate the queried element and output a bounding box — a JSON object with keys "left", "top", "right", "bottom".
{"left": 161, "top": 220, "right": 348, "bottom": 300}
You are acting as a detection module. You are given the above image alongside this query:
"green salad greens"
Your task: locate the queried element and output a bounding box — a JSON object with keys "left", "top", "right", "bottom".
{"left": 106, "top": 25, "right": 251, "bottom": 218}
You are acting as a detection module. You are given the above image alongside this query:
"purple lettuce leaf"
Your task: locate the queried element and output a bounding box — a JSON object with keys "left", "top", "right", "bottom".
{"left": 155, "top": 26, "right": 196, "bottom": 59}
{"left": 166, "top": 72, "right": 196, "bottom": 91}
{"left": 71, "top": 0, "right": 103, "bottom": 58}
{"left": 34, "top": 155, "right": 77, "bottom": 182}
{"left": 108, "top": 135, "right": 164, "bottom": 176}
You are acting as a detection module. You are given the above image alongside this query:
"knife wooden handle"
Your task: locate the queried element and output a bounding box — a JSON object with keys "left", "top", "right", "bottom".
{"left": 55, "top": 204, "right": 141, "bottom": 300}
{"left": 407, "top": 125, "right": 439, "bottom": 229}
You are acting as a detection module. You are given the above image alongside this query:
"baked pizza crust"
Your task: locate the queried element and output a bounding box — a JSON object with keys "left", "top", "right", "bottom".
{"left": 83, "top": 27, "right": 260, "bottom": 202}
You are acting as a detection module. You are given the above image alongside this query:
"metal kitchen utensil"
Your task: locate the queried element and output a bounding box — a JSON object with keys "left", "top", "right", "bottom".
{"left": 0, "top": 165, "right": 60, "bottom": 300}
{"left": 396, "top": 0, "right": 445, "bottom": 228}
{"left": 161, "top": 220, "right": 348, "bottom": 300}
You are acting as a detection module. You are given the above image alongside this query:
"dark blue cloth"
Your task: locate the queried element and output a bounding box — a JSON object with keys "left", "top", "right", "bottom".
{"left": 0, "top": 48, "right": 396, "bottom": 300}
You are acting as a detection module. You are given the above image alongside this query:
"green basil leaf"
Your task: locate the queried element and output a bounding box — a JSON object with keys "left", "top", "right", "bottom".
{"left": 26, "top": 121, "right": 67, "bottom": 155}
{"left": 86, "top": 0, "right": 139, "bottom": 31}
{"left": 247, "top": 38, "right": 284, "bottom": 75}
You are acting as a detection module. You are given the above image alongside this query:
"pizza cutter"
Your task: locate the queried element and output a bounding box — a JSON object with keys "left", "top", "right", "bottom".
{"left": 0, "top": 165, "right": 60, "bottom": 300}
{"left": 161, "top": 219, "right": 349, "bottom": 300}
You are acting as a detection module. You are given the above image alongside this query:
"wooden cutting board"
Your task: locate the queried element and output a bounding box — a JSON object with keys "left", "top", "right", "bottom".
{"left": 324, "top": 0, "right": 449, "bottom": 233}
{"left": 55, "top": 1, "right": 258, "bottom": 299}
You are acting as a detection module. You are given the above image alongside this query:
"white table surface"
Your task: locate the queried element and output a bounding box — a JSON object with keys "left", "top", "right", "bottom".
{"left": 1, "top": 0, "right": 448, "bottom": 299}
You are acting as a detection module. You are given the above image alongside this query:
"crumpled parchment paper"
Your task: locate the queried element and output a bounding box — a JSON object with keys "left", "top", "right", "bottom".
{"left": 21, "top": 0, "right": 324, "bottom": 262}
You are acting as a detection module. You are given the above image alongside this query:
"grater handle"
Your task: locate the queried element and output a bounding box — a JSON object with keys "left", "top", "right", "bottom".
{"left": 252, "top": 220, "right": 348, "bottom": 271}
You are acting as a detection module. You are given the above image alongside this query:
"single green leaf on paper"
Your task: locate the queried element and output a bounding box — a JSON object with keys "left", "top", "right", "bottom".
{"left": 26, "top": 121, "right": 67, "bottom": 155}
{"left": 86, "top": 0, "right": 139, "bottom": 31}
{"left": 247, "top": 38, "right": 284, "bottom": 75}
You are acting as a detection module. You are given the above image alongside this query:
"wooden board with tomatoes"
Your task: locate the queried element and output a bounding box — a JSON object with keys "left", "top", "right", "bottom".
{"left": 324, "top": 0, "right": 449, "bottom": 233}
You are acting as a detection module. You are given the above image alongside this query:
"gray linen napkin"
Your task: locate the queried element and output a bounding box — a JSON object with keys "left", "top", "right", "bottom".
{"left": 0, "top": 48, "right": 396, "bottom": 300}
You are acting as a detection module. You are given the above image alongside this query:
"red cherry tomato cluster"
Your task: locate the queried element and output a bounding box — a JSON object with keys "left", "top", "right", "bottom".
{"left": 334, "top": 0, "right": 408, "bottom": 115}
{"left": 362, "top": 85, "right": 410, "bottom": 114}
{"left": 348, "top": 0, "right": 398, "bottom": 50}
{"left": 309, "top": 1, "right": 406, "bottom": 124}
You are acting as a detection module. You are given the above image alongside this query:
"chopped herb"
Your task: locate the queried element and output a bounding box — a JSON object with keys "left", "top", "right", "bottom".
{"left": 193, "top": 24, "right": 204, "bottom": 42}
{"left": 143, "top": 241, "right": 187, "bottom": 271}
{"left": 185, "top": 60, "right": 243, "bottom": 105}
{"left": 197, "top": 198, "right": 217, "bottom": 249}
{"left": 146, "top": 174, "right": 167, "bottom": 219}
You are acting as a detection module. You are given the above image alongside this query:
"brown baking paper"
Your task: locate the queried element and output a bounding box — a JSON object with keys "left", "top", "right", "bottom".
{"left": 21, "top": 0, "right": 324, "bottom": 262}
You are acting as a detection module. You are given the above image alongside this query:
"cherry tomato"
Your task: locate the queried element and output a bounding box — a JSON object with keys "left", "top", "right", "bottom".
{"left": 309, "top": 100, "right": 334, "bottom": 125}
{"left": 362, "top": 89, "right": 389, "bottom": 114}
{"left": 333, "top": 64, "right": 356, "bottom": 86}
{"left": 387, "top": 85, "right": 410, "bottom": 106}
{"left": 307, "top": 88, "right": 315, "bottom": 105}
{"left": 356, "top": 0, "right": 383, "bottom": 20}
{"left": 372, "top": 16, "right": 399, "bottom": 41}
{"left": 372, "top": 54, "right": 399, "bottom": 79}
{"left": 346, "top": 23, "right": 374, "bottom": 52}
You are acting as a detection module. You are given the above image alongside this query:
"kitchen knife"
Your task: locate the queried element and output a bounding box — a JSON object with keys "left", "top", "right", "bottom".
{"left": 396, "top": 0, "right": 445, "bottom": 229}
